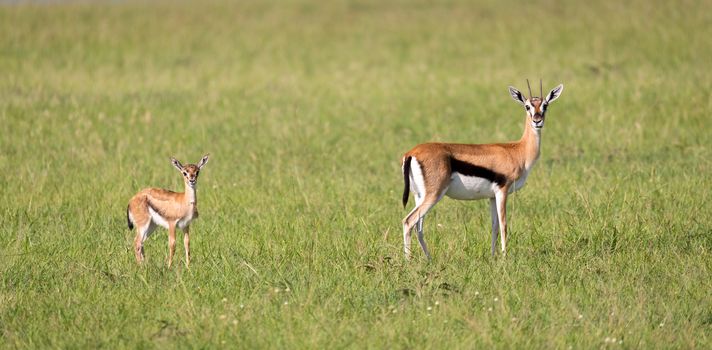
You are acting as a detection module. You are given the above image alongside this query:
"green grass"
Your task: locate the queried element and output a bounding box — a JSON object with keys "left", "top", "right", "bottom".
{"left": 1, "top": 0, "right": 711, "bottom": 348}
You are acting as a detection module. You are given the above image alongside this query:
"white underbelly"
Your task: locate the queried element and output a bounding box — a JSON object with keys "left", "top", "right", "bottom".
{"left": 148, "top": 207, "right": 171, "bottom": 229}
{"left": 445, "top": 172, "right": 497, "bottom": 200}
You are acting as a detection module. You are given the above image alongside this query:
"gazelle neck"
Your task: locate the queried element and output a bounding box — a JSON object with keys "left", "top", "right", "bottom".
{"left": 184, "top": 182, "right": 197, "bottom": 205}
{"left": 519, "top": 115, "right": 542, "bottom": 169}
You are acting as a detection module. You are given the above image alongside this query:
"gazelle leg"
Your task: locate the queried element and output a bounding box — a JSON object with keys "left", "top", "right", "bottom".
{"left": 416, "top": 217, "right": 431, "bottom": 260}
{"left": 168, "top": 223, "right": 177, "bottom": 268}
{"left": 134, "top": 221, "right": 154, "bottom": 264}
{"left": 402, "top": 207, "right": 417, "bottom": 259}
{"left": 402, "top": 158, "right": 449, "bottom": 259}
{"left": 402, "top": 193, "right": 444, "bottom": 260}
{"left": 495, "top": 188, "right": 509, "bottom": 255}
{"left": 183, "top": 225, "right": 191, "bottom": 267}
{"left": 402, "top": 192, "right": 424, "bottom": 260}
{"left": 413, "top": 194, "right": 429, "bottom": 259}
{"left": 489, "top": 197, "right": 499, "bottom": 256}
{"left": 134, "top": 229, "right": 144, "bottom": 263}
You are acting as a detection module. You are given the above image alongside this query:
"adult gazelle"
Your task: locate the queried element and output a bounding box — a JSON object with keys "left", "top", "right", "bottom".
{"left": 401, "top": 81, "right": 563, "bottom": 259}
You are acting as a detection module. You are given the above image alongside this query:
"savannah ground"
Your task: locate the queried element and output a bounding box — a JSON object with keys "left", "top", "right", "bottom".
{"left": 1, "top": 0, "right": 711, "bottom": 348}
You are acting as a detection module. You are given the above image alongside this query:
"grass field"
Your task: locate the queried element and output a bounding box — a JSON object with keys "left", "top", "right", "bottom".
{"left": 1, "top": 0, "right": 711, "bottom": 348}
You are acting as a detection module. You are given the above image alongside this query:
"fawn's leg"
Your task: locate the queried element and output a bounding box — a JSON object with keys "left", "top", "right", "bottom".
{"left": 168, "top": 223, "right": 177, "bottom": 268}
{"left": 183, "top": 225, "right": 191, "bottom": 267}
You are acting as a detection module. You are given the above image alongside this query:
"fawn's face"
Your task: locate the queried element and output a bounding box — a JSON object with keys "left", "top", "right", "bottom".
{"left": 181, "top": 165, "right": 201, "bottom": 188}
{"left": 171, "top": 154, "right": 210, "bottom": 189}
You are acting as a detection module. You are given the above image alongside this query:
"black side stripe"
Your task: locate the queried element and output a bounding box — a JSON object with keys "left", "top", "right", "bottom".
{"left": 146, "top": 199, "right": 163, "bottom": 217}
{"left": 449, "top": 157, "right": 508, "bottom": 187}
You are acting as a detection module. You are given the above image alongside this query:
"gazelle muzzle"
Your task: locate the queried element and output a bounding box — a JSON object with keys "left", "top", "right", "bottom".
{"left": 532, "top": 113, "right": 544, "bottom": 128}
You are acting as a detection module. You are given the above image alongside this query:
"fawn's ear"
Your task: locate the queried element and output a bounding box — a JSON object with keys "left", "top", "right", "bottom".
{"left": 197, "top": 154, "right": 210, "bottom": 169}
{"left": 171, "top": 157, "right": 184, "bottom": 171}
{"left": 545, "top": 84, "right": 564, "bottom": 104}
{"left": 509, "top": 86, "right": 526, "bottom": 106}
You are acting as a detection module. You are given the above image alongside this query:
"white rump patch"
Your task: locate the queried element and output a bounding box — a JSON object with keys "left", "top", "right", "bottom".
{"left": 446, "top": 173, "right": 497, "bottom": 200}
{"left": 409, "top": 157, "right": 426, "bottom": 203}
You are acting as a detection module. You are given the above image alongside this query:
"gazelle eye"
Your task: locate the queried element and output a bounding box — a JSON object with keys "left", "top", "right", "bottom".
{"left": 525, "top": 105, "right": 530, "bottom": 110}
{"left": 183, "top": 172, "right": 187, "bottom": 176}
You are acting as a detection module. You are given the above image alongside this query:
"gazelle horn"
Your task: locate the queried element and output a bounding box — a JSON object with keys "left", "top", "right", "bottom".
{"left": 526, "top": 79, "right": 533, "bottom": 100}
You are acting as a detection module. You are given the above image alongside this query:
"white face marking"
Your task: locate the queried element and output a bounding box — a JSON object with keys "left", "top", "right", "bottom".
{"left": 526, "top": 99, "right": 545, "bottom": 130}
{"left": 445, "top": 173, "right": 498, "bottom": 200}
{"left": 524, "top": 101, "right": 534, "bottom": 117}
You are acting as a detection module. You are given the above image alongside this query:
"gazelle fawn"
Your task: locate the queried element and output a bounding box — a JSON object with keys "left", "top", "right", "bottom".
{"left": 127, "top": 154, "right": 209, "bottom": 267}
{"left": 401, "top": 81, "right": 563, "bottom": 259}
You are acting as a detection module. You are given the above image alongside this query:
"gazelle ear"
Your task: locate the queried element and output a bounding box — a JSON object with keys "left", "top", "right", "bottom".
{"left": 171, "top": 157, "right": 184, "bottom": 171}
{"left": 545, "top": 84, "right": 564, "bottom": 104}
{"left": 197, "top": 154, "right": 209, "bottom": 169}
{"left": 509, "top": 86, "right": 526, "bottom": 105}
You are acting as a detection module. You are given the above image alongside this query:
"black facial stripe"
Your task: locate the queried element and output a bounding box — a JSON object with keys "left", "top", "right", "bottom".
{"left": 450, "top": 157, "right": 508, "bottom": 187}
